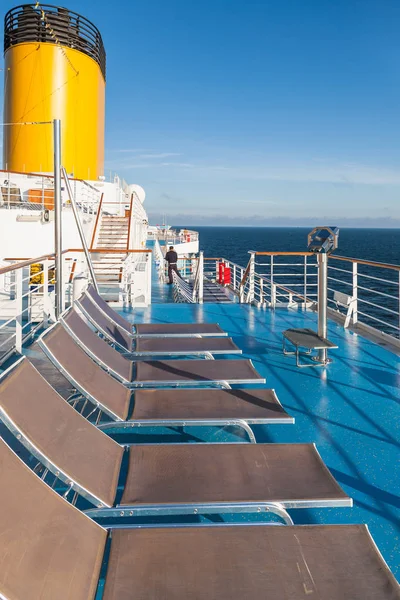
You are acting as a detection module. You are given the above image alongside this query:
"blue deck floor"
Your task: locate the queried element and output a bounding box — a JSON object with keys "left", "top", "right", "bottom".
{"left": 119, "top": 301, "right": 400, "bottom": 579}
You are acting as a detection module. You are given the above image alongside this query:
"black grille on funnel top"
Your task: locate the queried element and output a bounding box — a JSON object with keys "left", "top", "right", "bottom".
{"left": 4, "top": 4, "right": 106, "bottom": 79}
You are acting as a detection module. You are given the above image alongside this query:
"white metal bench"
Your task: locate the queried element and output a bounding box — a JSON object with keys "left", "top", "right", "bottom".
{"left": 333, "top": 290, "right": 356, "bottom": 328}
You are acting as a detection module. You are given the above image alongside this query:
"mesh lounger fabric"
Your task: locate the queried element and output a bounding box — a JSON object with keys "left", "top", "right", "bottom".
{"left": 135, "top": 359, "right": 263, "bottom": 383}
{"left": 0, "top": 360, "right": 348, "bottom": 512}
{"left": 1, "top": 438, "right": 398, "bottom": 600}
{"left": 0, "top": 359, "right": 124, "bottom": 507}
{"left": 103, "top": 525, "right": 400, "bottom": 600}
{"left": 120, "top": 443, "right": 350, "bottom": 506}
{"left": 78, "top": 294, "right": 133, "bottom": 351}
{"left": 0, "top": 438, "right": 107, "bottom": 600}
{"left": 40, "top": 324, "right": 132, "bottom": 420}
{"left": 134, "top": 336, "right": 241, "bottom": 354}
{"left": 63, "top": 308, "right": 133, "bottom": 381}
{"left": 132, "top": 388, "right": 292, "bottom": 421}
{"left": 84, "top": 286, "right": 228, "bottom": 337}
{"left": 64, "top": 308, "right": 239, "bottom": 371}
{"left": 134, "top": 322, "right": 226, "bottom": 336}
{"left": 87, "top": 284, "right": 133, "bottom": 332}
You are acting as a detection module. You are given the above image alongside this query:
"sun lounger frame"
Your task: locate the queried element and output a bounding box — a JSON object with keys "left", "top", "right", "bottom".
{"left": 0, "top": 439, "right": 396, "bottom": 600}
{"left": 77, "top": 296, "right": 221, "bottom": 352}
{"left": 80, "top": 289, "right": 229, "bottom": 338}
{"left": 4, "top": 352, "right": 264, "bottom": 443}
{"left": 0, "top": 395, "right": 349, "bottom": 525}
{"left": 0, "top": 361, "right": 350, "bottom": 526}
{"left": 61, "top": 308, "right": 241, "bottom": 364}
{"left": 0, "top": 364, "right": 287, "bottom": 523}
{"left": 38, "top": 324, "right": 265, "bottom": 391}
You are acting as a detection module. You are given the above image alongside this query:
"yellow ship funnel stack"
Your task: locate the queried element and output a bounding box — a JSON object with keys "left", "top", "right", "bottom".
{"left": 3, "top": 4, "right": 106, "bottom": 180}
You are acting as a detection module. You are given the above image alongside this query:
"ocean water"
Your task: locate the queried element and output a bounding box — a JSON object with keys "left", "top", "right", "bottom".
{"left": 179, "top": 227, "right": 400, "bottom": 335}
{"left": 191, "top": 227, "right": 400, "bottom": 267}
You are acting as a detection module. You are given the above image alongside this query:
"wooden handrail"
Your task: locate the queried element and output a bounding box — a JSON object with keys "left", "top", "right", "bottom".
{"left": 126, "top": 193, "right": 134, "bottom": 251}
{"left": 254, "top": 251, "right": 314, "bottom": 256}
{"left": 68, "top": 259, "right": 77, "bottom": 284}
{"left": 330, "top": 255, "right": 400, "bottom": 271}
{"left": 69, "top": 248, "right": 152, "bottom": 254}
{"left": 90, "top": 192, "right": 104, "bottom": 249}
{"left": 0, "top": 250, "right": 69, "bottom": 275}
{"left": 204, "top": 257, "right": 223, "bottom": 261}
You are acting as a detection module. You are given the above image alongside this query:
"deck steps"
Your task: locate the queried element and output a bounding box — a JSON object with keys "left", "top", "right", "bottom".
{"left": 91, "top": 214, "right": 129, "bottom": 301}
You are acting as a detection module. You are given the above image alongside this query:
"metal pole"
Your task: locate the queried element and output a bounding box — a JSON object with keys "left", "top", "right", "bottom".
{"left": 53, "top": 119, "right": 62, "bottom": 319}
{"left": 61, "top": 167, "right": 99, "bottom": 293}
{"left": 249, "top": 252, "right": 255, "bottom": 303}
{"left": 317, "top": 253, "right": 328, "bottom": 363}
{"left": 352, "top": 262, "right": 358, "bottom": 325}
{"left": 198, "top": 251, "right": 204, "bottom": 304}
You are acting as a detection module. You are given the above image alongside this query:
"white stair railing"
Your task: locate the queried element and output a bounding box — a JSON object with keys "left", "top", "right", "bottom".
{"left": 154, "top": 239, "right": 166, "bottom": 283}
{"left": 192, "top": 252, "right": 204, "bottom": 303}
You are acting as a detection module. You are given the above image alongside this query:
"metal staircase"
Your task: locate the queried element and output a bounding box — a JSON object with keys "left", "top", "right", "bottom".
{"left": 91, "top": 215, "right": 129, "bottom": 301}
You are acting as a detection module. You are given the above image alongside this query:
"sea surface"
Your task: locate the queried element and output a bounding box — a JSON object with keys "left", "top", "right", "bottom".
{"left": 190, "top": 227, "right": 400, "bottom": 267}
{"left": 178, "top": 227, "right": 400, "bottom": 335}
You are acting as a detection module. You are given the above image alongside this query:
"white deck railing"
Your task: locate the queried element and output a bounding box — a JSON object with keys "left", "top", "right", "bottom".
{"left": 0, "top": 246, "right": 153, "bottom": 366}
{"left": 204, "top": 253, "right": 400, "bottom": 346}
{"left": 0, "top": 252, "right": 79, "bottom": 366}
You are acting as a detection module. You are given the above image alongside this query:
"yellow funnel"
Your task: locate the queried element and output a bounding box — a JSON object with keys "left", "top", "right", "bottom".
{"left": 3, "top": 4, "right": 106, "bottom": 180}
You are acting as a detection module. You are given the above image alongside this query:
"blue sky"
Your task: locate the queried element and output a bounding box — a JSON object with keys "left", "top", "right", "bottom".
{"left": 2, "top": 0, "right": 400, "bottom": 225}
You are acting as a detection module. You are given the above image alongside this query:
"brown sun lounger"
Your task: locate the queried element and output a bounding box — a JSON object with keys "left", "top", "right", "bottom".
{"left": 1, "top": 438, "right": 398, "bottom": 600}
{"left": 0, "top": 359, "right": 349, "bottom": 521}
{"left": 98, "top": 387, "right": 294, "bottom": 436}
{"left": 62, "top": 307, "right": 241, "bottom": 362}
{"left": 38, "top": 323, "right": 265, "bottom": 394}
{"left": 38, "top": 323, "right": 270, "bottom": 440}
{"left": 77, "top": 286, "right": 227, "bottom": 352}
{"left": 87, "top": 284, "right": 230, "bottom": 339}
{"left": 53, "top": 313, "right": 292, "bottom": 439}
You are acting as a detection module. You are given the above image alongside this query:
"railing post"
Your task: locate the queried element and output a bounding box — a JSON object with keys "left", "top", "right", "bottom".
{"left": 198, "top": 251, "right": 204, "bottom": 304}
{"left": 249, "top": 252, "right": 255, "bottom": 303}
{"left": 317, "top": 253, "right": 328, "bottom": 363}
{"left": 215, "top": 260, "right": 219, "bottom": 283}
{"left": 7, "top": 174, "right": 11, "bottom": 208}
{"left": 41, "top": 175, "right": 45, "bottom": 210}
{"left": 260, "top": 278, "right": 264, "bottom": 305}
{"left": 352, "top": 262, "right": 358, "bottom": 325}
{"left": 271, "top": 283, "right": 276, "bottom": 308}
{"left": 233, "top": 264, "right": 237, "bottom": 291}
{"left": 61, "top": 254, "right": 66, "bottom": 312}
{"left": 239, "top": 268, "right": 244, "bottom": 303}
{"left": 270, "top": 255, "right": 274, "bottom": 299}
{"left": 147, "top": 252, "right": 152, "bottom": 305}
{"left": 43, "top": 259, "right": 49, "bottom": 327}
{"left": 53, "top": 118, "right": 62, "bottom": 320}
{"left": 15, "top": 268, "right": 23, "bottom": 353}
{"left": 304, "top": 255, "right": 308, "bottom": 305}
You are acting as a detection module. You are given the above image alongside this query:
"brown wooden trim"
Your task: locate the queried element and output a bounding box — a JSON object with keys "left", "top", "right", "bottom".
{"left": 254, "top": 251, "right": 314, "bottom": 256}
{"left": 330, "top": 255, "right": 400, "bottom": 271}
{"left": 90, "top": 193, "right": 104, "bottom": 249}
{"left": 0, "top": 250, "right": 69, "bottom": 275}
{"left": 69, "top": 248, "right": 151, "bottom": 254}
{"left": 68, "top": 259, "right": 77, "bottom": 284}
